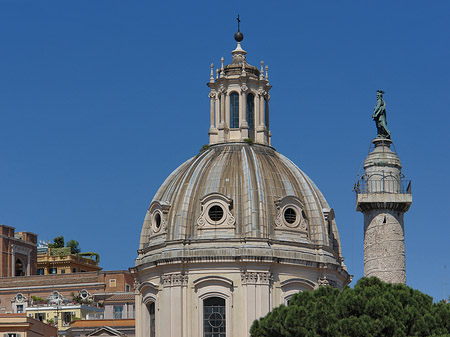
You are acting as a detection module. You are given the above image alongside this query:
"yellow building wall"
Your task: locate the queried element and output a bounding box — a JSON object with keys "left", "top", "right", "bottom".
{"left": 27, "top": 307, "right": 82, "bottom": 330}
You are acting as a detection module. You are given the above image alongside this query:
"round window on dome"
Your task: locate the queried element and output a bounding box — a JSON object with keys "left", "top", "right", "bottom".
{"left": 208, "top": 205, "right": 224, "bottom": 222}
{"left": 284, "top": 207, "right": 297, "bottom": 225}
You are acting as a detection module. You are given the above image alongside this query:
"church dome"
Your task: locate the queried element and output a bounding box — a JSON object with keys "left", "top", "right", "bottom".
{"left": 137, "top": 142, "right": 347, "bottom": 275}
{"left": 132, "top": 30, "right": 350, "bottom": 337}
{"left": 140, "top": 142, "right": 342, "bottom": 254}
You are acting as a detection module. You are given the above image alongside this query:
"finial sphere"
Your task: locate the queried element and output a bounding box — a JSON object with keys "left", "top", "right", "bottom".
{"left": 234, "top": 31, "right": 244, "bottom": 42}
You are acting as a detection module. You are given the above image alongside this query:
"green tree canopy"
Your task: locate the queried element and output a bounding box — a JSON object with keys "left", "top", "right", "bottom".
{"left": 250, "top": 277, "right": 450, "bottom": 337}
{"left": 66, "top": 239, "right": 81, "bottom": 254}
{"left": 48, "top": 235, "right": 64, "bottom": 248}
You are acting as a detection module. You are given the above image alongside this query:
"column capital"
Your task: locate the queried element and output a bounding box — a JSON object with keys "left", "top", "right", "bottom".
{"left": 240, "top": 271, "right": 273, "bottom": 285}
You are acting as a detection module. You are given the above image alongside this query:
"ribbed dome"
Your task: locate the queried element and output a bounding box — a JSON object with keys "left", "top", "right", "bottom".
{"left": 139, "top": 143, "right": 344, "bottom": 261}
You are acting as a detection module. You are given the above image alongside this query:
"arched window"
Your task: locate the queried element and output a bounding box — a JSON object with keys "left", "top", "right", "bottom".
{"left": 203, "top": 297, "right": 226, "bottom": 337}
{"left": 147, "top": 302, "right": 155, "bottom": 337}
{"left": 15, "top": 259, "right": 24, "bottom": 276}
{"left": 247, "top": 93, "right": 255, "bottom": 129}
{"left": 230, "top": 92, "right": 239, "bottom": 128}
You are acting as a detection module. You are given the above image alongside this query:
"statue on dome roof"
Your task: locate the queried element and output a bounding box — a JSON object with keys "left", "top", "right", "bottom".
{"left": 372, "top": 90, "right": 391, "bottom": 139}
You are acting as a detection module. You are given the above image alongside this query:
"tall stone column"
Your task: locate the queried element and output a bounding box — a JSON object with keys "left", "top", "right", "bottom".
{"left": 356, "top": 138, "right": 412, "bottom": 284}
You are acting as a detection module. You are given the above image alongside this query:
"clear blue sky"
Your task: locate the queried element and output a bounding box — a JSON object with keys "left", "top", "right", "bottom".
{"left": 1, "top": 1, "right": 449, "bottom": 301}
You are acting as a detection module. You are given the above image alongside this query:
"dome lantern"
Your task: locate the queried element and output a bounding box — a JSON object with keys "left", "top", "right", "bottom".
{"left": 207, "top": 22, "right": 272, "bottom": 146}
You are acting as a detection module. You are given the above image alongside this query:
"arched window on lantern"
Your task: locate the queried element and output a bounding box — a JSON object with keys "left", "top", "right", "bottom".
{"left": 247, "top": 93, "right": 255, "bottom": 129}
{"left": 230, "top": 92, "right": 239, "bottom": 128}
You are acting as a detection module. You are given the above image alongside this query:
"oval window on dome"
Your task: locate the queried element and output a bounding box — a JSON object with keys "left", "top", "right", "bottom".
{"left": 152, "top": 211, "right": 163, "bottom": 233}
{"left": 154, "top": 213, "right": 161, "bottom": 229}
{"left": 284, "top": 207, "right": 297, "bottom": 224}
{"left": 208, "top": 205, "right": 224, "bottom": 222}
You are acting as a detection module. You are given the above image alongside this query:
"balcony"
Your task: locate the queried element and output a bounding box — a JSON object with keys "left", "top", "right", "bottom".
{"left": 354, "top": 177, "right": 411, "bottom": 195}
{"left": 355, "top": 176, "right": 412, "bottom": 212}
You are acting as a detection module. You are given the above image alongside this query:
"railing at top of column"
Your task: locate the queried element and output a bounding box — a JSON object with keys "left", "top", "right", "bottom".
{"left": 354, "top": 176, "right": 411, "bottom": 195}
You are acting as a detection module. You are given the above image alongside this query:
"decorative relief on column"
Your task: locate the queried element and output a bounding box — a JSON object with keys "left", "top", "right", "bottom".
{"left": 240, "top": 84, "right": 248, "bottom": 93}
{"left": 133, "top": 280, "right": 141, "bottom": 292}
{"left": 162, "top": 273, "right": 188, "bottom": 288}
{"left": 241, "top": 271, "right": 273, "bottom": 285}
{"left": 364, "top": 212, "right": 406, "bottom": 284}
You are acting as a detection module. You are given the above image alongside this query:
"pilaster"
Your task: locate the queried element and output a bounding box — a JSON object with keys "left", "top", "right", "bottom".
{"left": 160, "top": 273, "right": 188, "bottom": 337}
{"left": 240, "top": 84, "right": 249, "bottom": 139}
{"left": 241, "top": 271, "right": 273, "bottom": 336}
